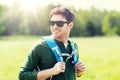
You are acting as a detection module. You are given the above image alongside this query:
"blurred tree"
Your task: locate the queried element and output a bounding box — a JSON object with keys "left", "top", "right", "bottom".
{"left": 89, "top": 7, "right": 103, "bottom": 36}
{"left": 102, "top": 11, "right": 120, "bottom": 35}
{"left": 0, "top": 5, "right": 6, "bottom": 35}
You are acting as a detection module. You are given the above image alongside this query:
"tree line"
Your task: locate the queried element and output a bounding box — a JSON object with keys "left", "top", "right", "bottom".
{"left": 0, "top": 4, "right": 120, "bottom": 37}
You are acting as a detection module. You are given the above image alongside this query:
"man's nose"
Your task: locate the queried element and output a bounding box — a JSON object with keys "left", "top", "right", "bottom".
{"left": 52, "top": 24, "right": 58, "bottom": 28}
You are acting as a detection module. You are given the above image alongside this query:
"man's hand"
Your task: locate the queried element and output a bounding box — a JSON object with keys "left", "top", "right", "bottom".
{"left": 52, "top": 62, "right": 66, "bottom": 75}
{"left": 37, "top": 62, "right": 65, "bottom": 80}
{"left": 74, "top": 61, "right": 85, "bottom": 77}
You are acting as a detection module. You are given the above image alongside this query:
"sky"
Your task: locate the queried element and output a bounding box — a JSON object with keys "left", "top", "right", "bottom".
{"left": 0, "top": 0, "right": 120, "bottom": 12}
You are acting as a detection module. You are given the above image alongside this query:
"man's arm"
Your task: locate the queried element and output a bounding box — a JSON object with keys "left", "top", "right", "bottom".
{"left": 73, "top": 42, "right": 85, "bottom": 77}
{"left": 19, "top": 42, "right": 41, "bottom": 80}
{"left": 19, "top": 54, "right": 66, "bottom": 80}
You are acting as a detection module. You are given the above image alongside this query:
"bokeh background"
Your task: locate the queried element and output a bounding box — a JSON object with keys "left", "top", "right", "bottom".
{"left": 0, "top": 0, "right": 120, "bottom": 80}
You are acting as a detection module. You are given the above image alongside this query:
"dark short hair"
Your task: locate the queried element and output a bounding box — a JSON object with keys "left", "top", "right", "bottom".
{"left": 49, "top": 7, "right": 74, "bottom": 22}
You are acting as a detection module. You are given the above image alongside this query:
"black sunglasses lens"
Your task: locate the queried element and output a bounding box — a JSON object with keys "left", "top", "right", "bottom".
{"left": 56, "top": 21, "right": 64, "bottom": 27}
{"left": 50, "top": 21, "right": 69, "bottom": 27}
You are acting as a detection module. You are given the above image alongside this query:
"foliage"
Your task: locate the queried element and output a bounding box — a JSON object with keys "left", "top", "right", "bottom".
{"left": 0, "top": 5, "right": 6, "bottom": 35}
{"left": 102, "top": 11, "right": 120, "bottom": 35}
{"left": 0, "top": 4, "right": 120, "bottom": 36}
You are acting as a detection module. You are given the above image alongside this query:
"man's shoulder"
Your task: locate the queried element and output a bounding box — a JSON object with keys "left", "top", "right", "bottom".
{"left": 69, "top": 39, "right": 77, "bottom": 44}
{"left": 31, "top": 37, "right": 47, "bottom": 49}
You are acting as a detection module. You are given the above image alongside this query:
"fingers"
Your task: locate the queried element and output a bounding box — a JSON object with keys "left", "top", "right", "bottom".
{"left": 57, "top": 62, "right": 65, "bottom": 72}
{"left": 52, "top": 61, "right": 85, "bottom": 76}
{"left": 75, "top": 61, "right": 85, "bottom": 72}
{"left": 52, "top": 62, "right": 66, "bottom": 75}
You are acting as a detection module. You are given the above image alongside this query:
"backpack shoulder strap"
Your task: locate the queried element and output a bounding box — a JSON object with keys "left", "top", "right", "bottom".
{"left": 43, "top": 36, "right": 63, "bottom": 62}
{"left": 69, "top": 40, "right": 79, "bottom": 65}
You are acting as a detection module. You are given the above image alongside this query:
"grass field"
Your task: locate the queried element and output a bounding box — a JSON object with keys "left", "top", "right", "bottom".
{"left": 0, "top": 36, "right": 120, "bottom": 80}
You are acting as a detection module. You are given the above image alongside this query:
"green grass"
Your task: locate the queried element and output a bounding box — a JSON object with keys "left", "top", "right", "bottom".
{"left": 0, "top": 36, "right": 120, "bottom": 80}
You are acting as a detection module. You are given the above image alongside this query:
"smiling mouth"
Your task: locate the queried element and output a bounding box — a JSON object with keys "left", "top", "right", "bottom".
{"left": 53, "top": 30, "right": 60, "bottom": 34}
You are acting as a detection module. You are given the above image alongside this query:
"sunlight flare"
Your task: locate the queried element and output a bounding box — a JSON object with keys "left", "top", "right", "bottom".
{"left": 19, "top": 0, "right": 49, "bottom": 11}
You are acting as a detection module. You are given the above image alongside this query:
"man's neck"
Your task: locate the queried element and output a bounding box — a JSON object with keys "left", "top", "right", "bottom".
{"left": 52, "top": 35, "right": 68, "bottom": 43}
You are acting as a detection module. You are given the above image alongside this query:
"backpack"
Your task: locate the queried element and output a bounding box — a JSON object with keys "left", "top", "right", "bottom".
{"left": 43, "top": 36, "right": 79, "bottom": 65}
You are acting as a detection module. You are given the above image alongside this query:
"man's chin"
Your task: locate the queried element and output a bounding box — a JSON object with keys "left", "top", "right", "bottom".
{"left": 53, "top": 34, "right": 61, "bottom": 39}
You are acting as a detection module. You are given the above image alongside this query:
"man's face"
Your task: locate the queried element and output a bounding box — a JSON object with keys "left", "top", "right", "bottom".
{"left": 50, "top": 14, "right": 73, "bottom": 39}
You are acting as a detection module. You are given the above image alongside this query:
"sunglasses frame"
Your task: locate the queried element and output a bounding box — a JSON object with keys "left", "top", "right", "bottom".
{"left": 49, "top": 21, "right": 70, "bottom": 27}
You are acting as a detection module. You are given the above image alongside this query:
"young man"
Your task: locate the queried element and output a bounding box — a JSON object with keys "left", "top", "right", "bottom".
{"left": 19, "top": 7, "right": 85, "bottom": 80}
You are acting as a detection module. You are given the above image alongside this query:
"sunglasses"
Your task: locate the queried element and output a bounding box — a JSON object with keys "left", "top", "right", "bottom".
{"left": 49, "top": 21, "right": 70, "bottom": 27}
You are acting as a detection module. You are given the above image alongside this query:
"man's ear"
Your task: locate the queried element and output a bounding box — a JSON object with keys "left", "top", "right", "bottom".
{"left": 69, "top": 22, "right": 74, "bottom": 29}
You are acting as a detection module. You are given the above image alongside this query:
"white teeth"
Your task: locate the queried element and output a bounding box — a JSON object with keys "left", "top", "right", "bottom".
{"left": 54, "top": 31, "right": 59, "bottom": 33}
